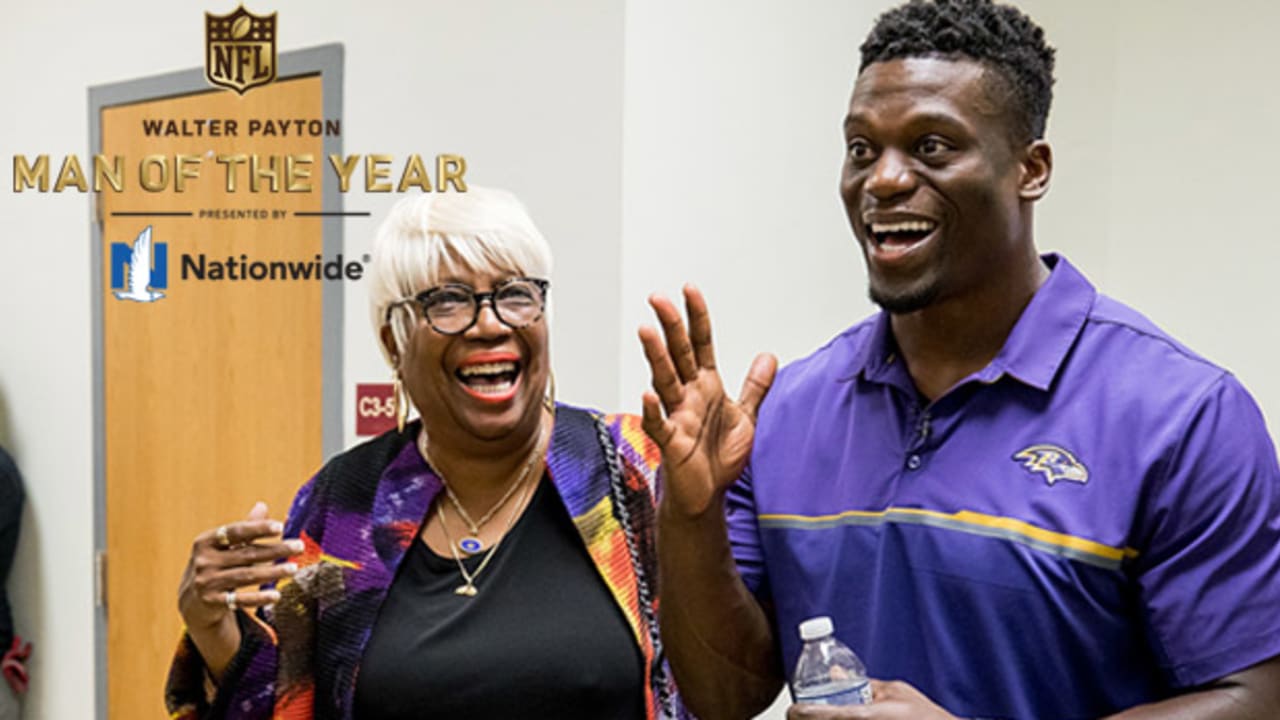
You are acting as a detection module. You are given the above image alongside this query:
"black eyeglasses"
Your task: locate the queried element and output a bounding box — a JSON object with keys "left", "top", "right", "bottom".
{"left": 387, "top": 277, "right": 549, "bottom": 335}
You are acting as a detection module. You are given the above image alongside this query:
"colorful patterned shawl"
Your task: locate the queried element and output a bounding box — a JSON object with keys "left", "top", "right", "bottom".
{"left": 165, "top": 405, "right": 686, "bottom": 719}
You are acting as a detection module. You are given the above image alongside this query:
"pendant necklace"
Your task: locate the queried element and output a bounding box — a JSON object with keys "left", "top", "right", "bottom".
{"left": 418, "top": 424, "right": 546, "bottom": 596}
{"left": 437, "top": 474, "right": 532, "bottom": 597}
{"left": 417, "top": 426, "right": 542, "bottom": 553}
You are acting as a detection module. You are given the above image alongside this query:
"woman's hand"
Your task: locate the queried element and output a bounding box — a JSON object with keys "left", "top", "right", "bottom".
{"left": 639, "top": 285, "right": 777, "bottom": 519}
{"left": 177, "top": 502, "right": 300, "bottom": 677}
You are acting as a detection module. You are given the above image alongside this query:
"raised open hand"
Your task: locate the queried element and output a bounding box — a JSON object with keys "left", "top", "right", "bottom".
{"left": 639, "top": 285, "right": 776, "bottom": 519}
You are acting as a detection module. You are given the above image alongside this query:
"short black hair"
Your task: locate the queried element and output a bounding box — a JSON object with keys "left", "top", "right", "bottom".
{"left": 859, "top": 0, "right": 1055, "bottom": 143}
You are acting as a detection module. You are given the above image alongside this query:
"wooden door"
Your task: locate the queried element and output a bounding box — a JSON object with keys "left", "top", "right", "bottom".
{"left": 99, "top": 75, "right": 326, "bottom": 718}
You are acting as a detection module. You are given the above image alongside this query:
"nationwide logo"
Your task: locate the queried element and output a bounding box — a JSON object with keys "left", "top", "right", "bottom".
{"left": 205, "top": 5, "right": 277, "bottom": 95}
{"left": 111, "top": 226, "right": 167, "bottom": 303}
{"left": 108, "top": 225, "right": 366, "bottom": 303}
{"left": 1012, "top": 444, "right": 1089, "bottom": 486}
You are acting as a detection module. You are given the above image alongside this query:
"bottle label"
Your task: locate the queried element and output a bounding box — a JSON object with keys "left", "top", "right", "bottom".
{"left": 793, "top": 679, "right": 871, "bottom": 706}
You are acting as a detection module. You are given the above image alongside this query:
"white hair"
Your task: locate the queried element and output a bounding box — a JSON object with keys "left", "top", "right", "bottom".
{"left": 368, "top": 187, "right": 553, "bottom": 364}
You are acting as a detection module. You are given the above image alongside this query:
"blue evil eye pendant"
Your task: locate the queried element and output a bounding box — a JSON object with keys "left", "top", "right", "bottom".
{"left": 458, "top": 536, "right": 484, "bottom": 554}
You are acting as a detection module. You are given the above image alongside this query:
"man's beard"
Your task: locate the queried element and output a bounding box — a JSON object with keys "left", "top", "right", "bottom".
{"left": 868, "top": 281, "right": 939, "bottom": 315}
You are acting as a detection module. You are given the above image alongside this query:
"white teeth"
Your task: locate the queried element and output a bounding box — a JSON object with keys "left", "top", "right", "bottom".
{"left": 458, "top": 361, "right": 519, "bottom": 396}
{"left": 869, "top": 220, "right": 937, "bottom": 234}
{"left": 470, "top": 380, "right": 514, "bottom": 395}
{"left": 458, "top": 361, "right": 517, "bottom": 377}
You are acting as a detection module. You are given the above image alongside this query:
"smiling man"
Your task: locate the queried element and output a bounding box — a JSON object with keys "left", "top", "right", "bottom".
{"left": 639, "top": 1, "right": 1280, "bottom": 718}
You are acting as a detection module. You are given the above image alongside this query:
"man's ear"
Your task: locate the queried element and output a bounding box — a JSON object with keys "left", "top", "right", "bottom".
{"left": 1019, "top": 139, "right": 1053, "bottom": 201}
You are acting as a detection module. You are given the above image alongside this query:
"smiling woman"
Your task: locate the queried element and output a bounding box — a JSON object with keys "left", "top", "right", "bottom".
{"left": 370, "top": 190, "right": 553, "bottom": 427}
{"left": 165, "top": 188, "right": 687, "bottom": 720}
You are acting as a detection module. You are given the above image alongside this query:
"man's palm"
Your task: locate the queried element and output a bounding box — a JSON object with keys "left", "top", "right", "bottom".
{"left": 639, "top": 286, "right": 775, "bottom": 517}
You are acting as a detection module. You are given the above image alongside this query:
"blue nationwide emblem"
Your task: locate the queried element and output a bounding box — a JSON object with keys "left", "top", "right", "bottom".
{"left": 1012, "top": 444, "right": 1089, "bottom": 486}
{"left": 205, "top": 5, "right": 277, "bottom": 94}
{"left": 111, "top": 226, "right": 167, "bottom": 303}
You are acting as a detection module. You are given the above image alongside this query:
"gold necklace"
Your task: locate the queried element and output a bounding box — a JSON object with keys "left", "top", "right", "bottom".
{"left": 417, "top": 426, "right": 543, "bottom": 553}
{"left": 437, "top": 474, "right": 533, "bottom": 597}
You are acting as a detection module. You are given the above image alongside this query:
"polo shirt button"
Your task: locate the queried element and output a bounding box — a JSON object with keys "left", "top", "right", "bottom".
{"left": 907, "top": 454, "right": 922, "bottom": 470}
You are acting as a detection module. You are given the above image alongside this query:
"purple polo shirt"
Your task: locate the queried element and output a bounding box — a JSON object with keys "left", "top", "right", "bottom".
{"left": 728, "top": 254, "right": 1280, "bottom": 719}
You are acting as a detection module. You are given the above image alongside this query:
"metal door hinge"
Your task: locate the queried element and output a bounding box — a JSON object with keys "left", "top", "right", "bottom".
{"left": 95, "top": 550, "right": 107, "bottom": 610}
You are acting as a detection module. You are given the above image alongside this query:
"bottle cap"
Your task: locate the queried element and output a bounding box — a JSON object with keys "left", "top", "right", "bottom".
{"left": 798, "top": 616, "right": 834, "bottom": 641}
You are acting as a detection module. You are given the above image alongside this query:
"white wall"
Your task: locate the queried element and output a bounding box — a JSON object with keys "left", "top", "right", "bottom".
{"left": 620, "top": 0, "right": 875, "bottom": 418}
{"left": 2, "top": 1, "right": 1279, "bottom": 718}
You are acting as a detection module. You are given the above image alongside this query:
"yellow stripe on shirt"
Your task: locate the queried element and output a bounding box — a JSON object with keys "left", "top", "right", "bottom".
{"left": 758, "top": 506, "right": 1139, "bottom": 570}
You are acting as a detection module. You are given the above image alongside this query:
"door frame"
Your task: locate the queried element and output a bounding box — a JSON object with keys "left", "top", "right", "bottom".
{"left": 87, "top": 43, "right": 344, "bottom": 720}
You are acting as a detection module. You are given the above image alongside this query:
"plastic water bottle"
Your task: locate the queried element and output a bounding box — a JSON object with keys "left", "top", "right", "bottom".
{"left": 791, "top": 616, "right": 872, "bottom": 706}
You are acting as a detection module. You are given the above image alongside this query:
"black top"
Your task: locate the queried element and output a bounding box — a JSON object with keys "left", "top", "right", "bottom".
{"left": 353, "top": 478, "right": 645, "bottom": 720}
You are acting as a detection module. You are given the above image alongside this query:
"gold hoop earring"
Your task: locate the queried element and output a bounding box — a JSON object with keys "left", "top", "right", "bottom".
{"left": 393, "top": 367, "right": 408, "bottom": 433}
{"left": 544, "top": 370, "right": 556, "bottom": 413}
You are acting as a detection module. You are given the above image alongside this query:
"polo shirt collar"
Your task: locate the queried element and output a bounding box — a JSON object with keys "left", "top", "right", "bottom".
{"left": 986, "top": 253, "right": 1095, "bottom": 390}
{"left": 854, "top": 253, "right": 1096, "bottom": 393}
{"left": 851, "top": 311, "right": 899, "bottom": 384}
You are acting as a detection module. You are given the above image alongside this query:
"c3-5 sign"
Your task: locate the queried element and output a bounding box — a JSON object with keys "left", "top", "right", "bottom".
{"left": 355, "top": 383, "right": 396, "bottom": 437}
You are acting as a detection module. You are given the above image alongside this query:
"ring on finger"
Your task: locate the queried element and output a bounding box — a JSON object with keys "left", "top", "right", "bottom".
{"left": 215, "top": 525, "right": 231, "bottom": 549}
{"left": 224, "top": 590, "right": 238, "bottom": 611}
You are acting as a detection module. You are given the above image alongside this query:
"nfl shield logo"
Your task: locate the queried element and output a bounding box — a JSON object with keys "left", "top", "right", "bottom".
{"left": 205, "top": 6, "right": 277, "bottom": 94}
